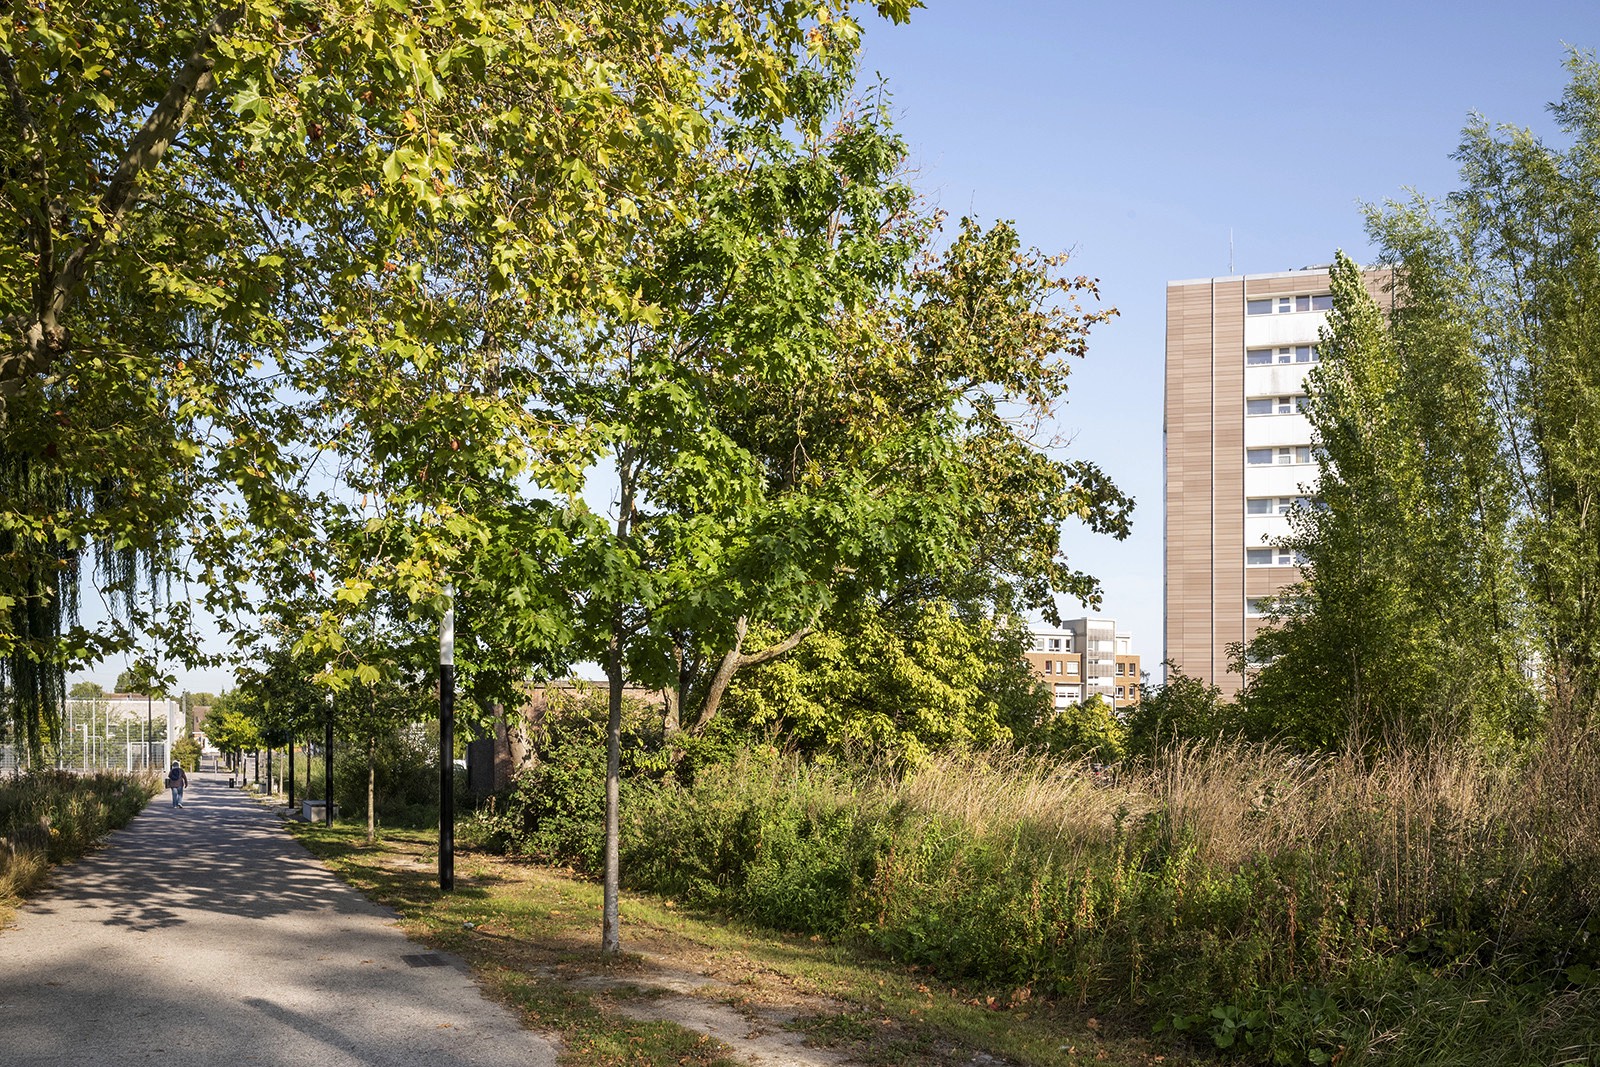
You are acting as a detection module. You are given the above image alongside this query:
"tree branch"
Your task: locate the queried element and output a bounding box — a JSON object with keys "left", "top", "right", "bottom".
{"left": 687, "top": 603, "right": 824, "bottom": 734}
{"left": 0, "top": 46, "right": 55, "bottom": 319}
{"left": 5, "top": 6, "right": 243, "bottom": 394}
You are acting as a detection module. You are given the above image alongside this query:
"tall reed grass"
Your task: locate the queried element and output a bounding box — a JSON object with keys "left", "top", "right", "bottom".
{"left": 1, "top": 770, "right": 152, "bottom": 918}
{"left": 470, "top": 735, "right": 1600, "bottom": 1064}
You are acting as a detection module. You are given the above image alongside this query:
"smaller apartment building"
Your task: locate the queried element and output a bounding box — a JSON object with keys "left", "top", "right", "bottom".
{"left": 1024, "top": 618, "right": 1141, "bottom": 711}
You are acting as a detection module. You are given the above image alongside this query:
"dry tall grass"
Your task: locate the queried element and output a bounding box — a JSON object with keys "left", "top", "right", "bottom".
{"left": 899, "top": 735, "right": 1600, "bottom": 958}
{"left": 482, "top": 729, "right": 1600, "bottom": 1063}
{"left": 870, "top": 736, "right": 1600, "bottom": 1062}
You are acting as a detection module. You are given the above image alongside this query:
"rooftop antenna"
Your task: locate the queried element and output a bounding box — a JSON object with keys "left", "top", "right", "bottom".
{"left": 1229, "top": 228, "right": 1235, "bottom": 276}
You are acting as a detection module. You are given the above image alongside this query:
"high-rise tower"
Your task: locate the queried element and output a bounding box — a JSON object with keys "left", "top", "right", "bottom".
{"left": 1163, "top": 266, "right": 1389, "bottom": 692}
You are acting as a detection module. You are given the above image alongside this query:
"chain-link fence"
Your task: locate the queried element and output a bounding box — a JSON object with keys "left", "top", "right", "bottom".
{"left": 0, "top": 697, "right": 176, "bottom": 775}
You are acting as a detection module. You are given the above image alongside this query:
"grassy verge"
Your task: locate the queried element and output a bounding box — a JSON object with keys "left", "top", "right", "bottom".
{"left": 461, "top": 730, "right": 1600, "bottom": 1066}
{"left": 287, "top": 821, "right": 1182, "bottom": 1067}
{"left": 1, "top": 769, "right": 153, "bottom": 925}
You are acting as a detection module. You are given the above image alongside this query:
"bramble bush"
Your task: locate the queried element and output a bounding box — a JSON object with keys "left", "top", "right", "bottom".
{"left": 460, "top": 689, "right": 662, "bottom": 869}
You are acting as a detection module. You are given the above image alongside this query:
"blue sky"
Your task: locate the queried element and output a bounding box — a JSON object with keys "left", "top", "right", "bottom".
{"left": 858, "top": 0, "right": 1599, "bottom": 668}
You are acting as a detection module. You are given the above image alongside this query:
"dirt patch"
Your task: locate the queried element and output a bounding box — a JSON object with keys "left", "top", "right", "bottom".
{"left": 439, "top": 858, "right": 957, "bottom": 1066}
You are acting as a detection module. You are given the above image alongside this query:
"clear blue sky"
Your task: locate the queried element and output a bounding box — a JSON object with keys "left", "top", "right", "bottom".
{"left": 859, "top": 0, "right": 1598, "bottom": 669}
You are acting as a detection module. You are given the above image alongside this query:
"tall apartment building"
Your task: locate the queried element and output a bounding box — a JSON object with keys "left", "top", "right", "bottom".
{"left": 1164, "top": 266, "right": 1391, "bottom": 694}
{"left": 1024, "top": 618, "right": 1141, "bottom": 711}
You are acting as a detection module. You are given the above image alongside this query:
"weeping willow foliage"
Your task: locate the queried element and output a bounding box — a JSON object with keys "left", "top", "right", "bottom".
{"left": 0, "top": 438, "right": 142, "bottom": 763}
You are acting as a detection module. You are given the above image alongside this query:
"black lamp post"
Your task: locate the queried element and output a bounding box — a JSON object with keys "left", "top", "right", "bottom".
{"left": 439, "top": 582, "right": 455, "bottom": 892}
{"left": 324, "top": 691, "right": 334, "bottom": 826}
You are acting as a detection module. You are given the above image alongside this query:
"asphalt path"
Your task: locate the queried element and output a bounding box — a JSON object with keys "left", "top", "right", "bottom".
{"left": 0, "top": 771, "right": 558, "bottom": 1067}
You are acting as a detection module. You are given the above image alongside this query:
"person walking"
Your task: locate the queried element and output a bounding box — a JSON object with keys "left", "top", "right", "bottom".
{"left": 166, "top": 760, "right": 189, "bottom": 807}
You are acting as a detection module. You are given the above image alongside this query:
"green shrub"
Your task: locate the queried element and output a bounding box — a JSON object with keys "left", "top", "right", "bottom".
{"left": 171, "top": 735, "right": 202, "bottom": 772}
{"left": 621, "top": 751, "right": 896, "bottom": 933}
{"left": 332, "top": 727, "right": 441, "bottom": 828}
{"left": 459, "top": 687, "right": 660, "bottom": 870}
{"left": 468, "top": 733, "right": 1600, "bottom": 1066}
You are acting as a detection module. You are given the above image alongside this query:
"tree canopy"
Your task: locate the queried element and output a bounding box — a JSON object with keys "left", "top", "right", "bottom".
{"left": 0, "top": 0, "right": 920, "bottom": 753}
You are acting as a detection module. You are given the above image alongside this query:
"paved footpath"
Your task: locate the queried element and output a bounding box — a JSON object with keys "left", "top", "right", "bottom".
{"left": 0, "top": 771, "right": 557, "bottom": 1067}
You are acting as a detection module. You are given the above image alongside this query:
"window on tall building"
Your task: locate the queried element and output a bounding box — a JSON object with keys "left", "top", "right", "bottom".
{"left": 1249, "top": 545, "right": 1302, "bottom": 566}
{"left": 1246, "top": 293, "right": 1333, "bottom": 315}
{"left": 1246, "top": 395, "right": 1306, "bottom": 416}
{"left": 1247, "top": 597, "right": 1270, "bottom": 617}
{"left": 1247, "top": 448, "right": 1273, "bottom": 465}
{"left": 1047, "top": 637, "right": 1062, "bottom": 651}
{"left": 1044, "top": 660, "right": 1053, "bottom": 675}
{"left": 1247, "top": 497, "right": 1273, "bottom": 515}
{"left": 1295, "top": 445, "right": 1313, "bottom": 464}
{"left": 1066, "top": 661, "right": 1079, "bottom": 675}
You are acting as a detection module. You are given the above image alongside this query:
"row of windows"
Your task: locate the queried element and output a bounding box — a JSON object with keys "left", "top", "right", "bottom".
{"left": 1043, "top": 660, "right": 1079, "bottom": 676}
{"left": 1247, "top": 294, "right": 1333, "bottom": 316}
{"left": 1247, "top": 446, "right": 1313, "bottom": 466}
{"left": 1052, "top": 684, "right": 1139, "bottom": 701}
{"left": 1247, "top": 344, "right": 1320, "bottom": 365}
{"left": 1246, "top": 395, "right": 1307, "bottom": 416}
{"left": 1246, "top": 495, "right": 1311, "bottom": 515}
{"left": 1247, "top": 545, "right": 1306, "bottom": 566}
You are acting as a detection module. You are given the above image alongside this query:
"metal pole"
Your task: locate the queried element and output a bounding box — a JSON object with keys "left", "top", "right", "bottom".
{"left": 288, "top": 734, "right": 296, "bottom": 809}
{"left": 324, "top": 697, "right": 334, "bottom": 826}
{"left": 439, "top": 582, "right": 455, "bottom": 892}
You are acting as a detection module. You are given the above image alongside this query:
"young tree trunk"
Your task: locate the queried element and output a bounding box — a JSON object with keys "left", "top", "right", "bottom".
{"left": 367, "top": 735, "right": 376, "bottom": 845}
{"left": 602, "top": 445, "right": 637, "bottom": 957}
{"left": 602, "top": 629, "right": 624, "bottom": 956}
